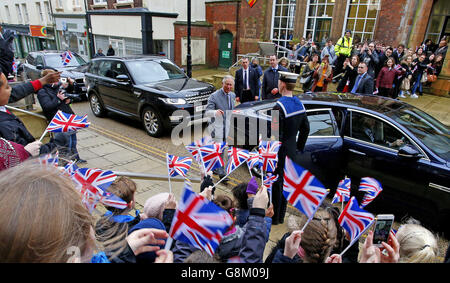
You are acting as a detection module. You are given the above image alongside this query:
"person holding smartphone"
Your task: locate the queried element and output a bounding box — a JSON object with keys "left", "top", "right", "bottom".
{"left": 37, "top": 69, "right": 86, "bottom": 164}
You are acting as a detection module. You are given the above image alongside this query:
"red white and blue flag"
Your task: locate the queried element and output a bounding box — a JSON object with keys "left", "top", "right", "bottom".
{"left": 47, "top": 110, "right": 90, "bottom": 133}
{"left": 62, "top": 160, "right": 79, "bottom": 177}
{"left": 71, "top": 168, "right": 126, "bottom": 212}
{"left": 38, "top": 151, "right": 59, "bottom": 167}
{"left": 198, "top": 142, "right": 226, "bottom": 173}
{"left": 247, "top": 151, "right": 261, "bottom": 170}
{"left": 338, "top": 196, "right": 375, "bottom": 245}
{"left": 226, "top": 147, "right": 249, "bottom": 175}
{"left": 359, "top": 177, "right": 383, "bottom": 207}
{"left": 61, "top": 51, "right": 73, "bottom": 66}
{"left": 259, "top": 140, "right": 281, "bottom": 172}
{"left": 332, "top": 177, "right": 351, "bottom": 204}
{"left": 12, "top": 59, "right": 17, "bottom": 73}
{"left": 185, "top": 136, "right": 213, "bottom": 163}
{"left": 168, "top": 183, "right": 234, "bottom": 256}
{"left": 264, "top": 172, "right": 278, "bottom": 196}
{"left": 166, "top": 154, "right": 192, "bottom": 178}
{"left": 282, "top": 156, "right": 329, "bottom": 219}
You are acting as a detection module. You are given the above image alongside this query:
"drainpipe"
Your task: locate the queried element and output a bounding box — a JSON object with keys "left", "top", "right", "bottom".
{"left": 187, "top": 0, "right": 192, "bottom": 78}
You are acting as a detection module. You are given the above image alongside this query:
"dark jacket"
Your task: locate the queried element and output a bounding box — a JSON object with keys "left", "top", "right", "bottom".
{"left": 0, "top": 30, "right": 15, "bottom": 76}
{"left": 411, "top": 59, "right": 429, "bottom": 80}
{"left": 234, "top": 67, "right": 260, "bottom": 102}
{"left": 37, "top": 84, "right": 75, "bottom": 121}
{"left": 261, "top": 65, "right": 288, "bottom": 100}
{"left": 107, "top": 48, "right": 115, "bottom": 56}
{"left": 351, "top": 73, "right": 374, "bottom": 95}
{"left": 237, "top": 207, "right": 267, "bottom": 263}
{"left": 9, "top": 81, "right": 36, "bottom": 104}
{"left": 337, "top": 64, "right": 358, "bottom": 92}
{"left": 359, "top": 50, "right": 379, "bottom": 78}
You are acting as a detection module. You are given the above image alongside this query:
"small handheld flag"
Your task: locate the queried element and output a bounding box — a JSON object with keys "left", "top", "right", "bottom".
{"left": 332, "top": 177, "right": 351, "bottom": 204}
{"left": 61, "top": 51, "right": 73, "bottom": 66}
{"left": 168, "top": 183, "right": 234, "bottom": 256}
{"left": 166, "top": 154, "right": 192, "bottom": 178}
{"left": 259, "top": 140, "right": 281, "bottom": 173}
{"left": 359, "top": 177, "right": 383, "bottom": 207}
{"left": 38, "top": 151, "right": 59, "bottom": 167}
{"left": 282, "top": 156, "right": 329, "bottom": 230}
{"left": 198, "top": 142, "right": 226, "bottom": 173}
{"left": 226, "top": 147, "right": 249, "bottom": 175}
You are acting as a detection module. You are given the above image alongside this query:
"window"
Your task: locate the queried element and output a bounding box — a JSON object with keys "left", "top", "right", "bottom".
{"left": 117, "top": 0, "right": 133, "bottom": 3}
{"left": 56, "top": 0, "right": 64, "bottom": 8}
{"left": 98, "top": 61, "right": 113, "bottom": 77}
{"left": 271, "top": 0, "right": 297, "bottom": 58}
{"left": 126, "top": 59, "right": 186, "bottom": 84}
{"left": 307, "top": 110, "right": 337, "bottom": 137}
{"left": 108, "top": 61, "right": 128, "bottom": 79}
{"left": 5, "top": 6, "right": 11, "bottom": 23}
{"left": 425, "top": 0, "right": 450, "bottom": 45}
{"left": 16, "top": 4, "right": 23, "bottom": 24}
{"left": 93, "top": 0, "right": 107, "bottom": 4}
{"left": 349, "top": 111, "right": 407, "bottom": 150}
{"left": 35, "top": 56, "right": 44, "bottom": 66}
{"left": 344, "top": 0, "right": 380, "bottom": 43}
{"left": 44, "top": 2, "right": 52, "bottom": 23}
{"left": 36, "top": 3, "right": 44, "bottom": 24}
{"left": 26, "top": 54, "right": 36, "bottom": 66}
{"left": 305, "top": 0, "right": 335, "bottom": 49}
{"left": 21, "top": 4, "right": 29, "bottom": 24}
{"left": 73, "top": 0, "right": 81, "bottom": 7}
{"left": 89, "top": 61, "right": 101, "bottom": 75}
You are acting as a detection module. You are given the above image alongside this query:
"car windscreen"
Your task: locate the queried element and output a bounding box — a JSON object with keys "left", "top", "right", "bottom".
{"left": 388, "top": 107, "right": 450, "bottom": 160}
{"left": 126, "top": 59, "right": 187, "bottom": 84}
{"left": 45, "top": 53, "right": 87, "bottom": 68}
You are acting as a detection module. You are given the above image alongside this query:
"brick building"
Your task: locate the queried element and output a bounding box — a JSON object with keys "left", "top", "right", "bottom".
{"left": 174, "top": 0, "right": 449, "bottom": 68}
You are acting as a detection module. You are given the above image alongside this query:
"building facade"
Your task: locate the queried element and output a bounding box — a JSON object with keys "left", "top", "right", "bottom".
{"left": 0, "top": 0, "right": 57, "bottom": 58}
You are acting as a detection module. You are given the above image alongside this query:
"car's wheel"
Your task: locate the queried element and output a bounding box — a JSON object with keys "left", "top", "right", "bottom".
{"left": 141, "top": 106, "right": 165, "bottom": 137}
{"left": 89, "top": 93, "right": 106, "bottom": 117}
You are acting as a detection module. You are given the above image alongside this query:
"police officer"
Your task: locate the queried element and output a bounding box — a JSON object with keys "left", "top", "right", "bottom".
{"left": 271, "top": 71, "right": 310, "bottom": 225}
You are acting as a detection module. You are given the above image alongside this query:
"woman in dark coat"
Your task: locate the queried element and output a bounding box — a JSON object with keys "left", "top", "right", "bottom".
{"left": 337, "top": 55, "right": 359, "bottom": 92}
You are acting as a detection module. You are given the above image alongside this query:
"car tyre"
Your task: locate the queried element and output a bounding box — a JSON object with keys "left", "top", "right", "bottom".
{"left": 141, "top": 106, "right": 165, "bottom": 137}
{"left": 89, "top": 92, "right": 107, "bottom": 117}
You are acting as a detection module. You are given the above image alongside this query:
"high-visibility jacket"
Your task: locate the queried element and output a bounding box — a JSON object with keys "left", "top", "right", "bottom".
{"left": 334, "top": 36, "right": 353, "bottom": 57}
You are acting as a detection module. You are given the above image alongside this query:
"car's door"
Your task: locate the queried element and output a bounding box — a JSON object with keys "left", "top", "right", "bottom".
{"left": 342, "top": 109, "right": 433, "bottom": 217}
{"left": 106, "top": 61, "right": 137, "bottom": 115}
{"left": 96, "top": 60, "right": 116, "bottom": 108}
{"left": 296, "top": 108, "right": 344, "bottom": 189}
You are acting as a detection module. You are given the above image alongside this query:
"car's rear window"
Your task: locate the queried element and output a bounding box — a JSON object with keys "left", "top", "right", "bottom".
{"left": 126, "top": 59, "right": 186, "bottom": 84}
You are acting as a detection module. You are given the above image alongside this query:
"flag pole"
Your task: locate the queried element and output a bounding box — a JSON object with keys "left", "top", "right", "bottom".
{"left": 196, "top": 145, "right": 207, "bottom": 177}
{"left": 247, "top": 163, "right": 253, "bottom": 177}
{"left": 39, "top": 129, "right": 48, "bottom": 142}
{"left": 166, "top": 153, "right": 173, "bottom": 194}
{"left": 212, "top": 161, "right": 244, "bottom": 188}
{"left": 164, "top": 236, "right": 173, "bottom": 251}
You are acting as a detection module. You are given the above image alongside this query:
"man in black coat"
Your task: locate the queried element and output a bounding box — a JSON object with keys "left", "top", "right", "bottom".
{"left": 261, "top": 55, "right": 288, "bottom": 100}
{"left": 0, "top": 71, "right": 60, "bottom": 154}
{"left": 234, "top": 57, "right": 260, "bottom": 103}
{"left": 350, "top": 62, "right": 374, "bottom": 95}
{"left": 0, "top": 27, "right": 15, "bottom": 77}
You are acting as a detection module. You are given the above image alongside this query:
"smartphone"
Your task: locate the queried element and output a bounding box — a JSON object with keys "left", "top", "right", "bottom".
{"left": 373, "top": 214, "right": 394, "bottom": 247}
{"left": 60, "top": 77, "right": 67, "bottom": 83}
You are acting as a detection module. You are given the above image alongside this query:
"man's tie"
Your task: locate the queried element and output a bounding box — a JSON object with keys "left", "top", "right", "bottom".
{"left": 351, "top": 74, "right": 363, "bottom": 93}
{"left": 244, "top": 69, "right": 248, "bottom": 89}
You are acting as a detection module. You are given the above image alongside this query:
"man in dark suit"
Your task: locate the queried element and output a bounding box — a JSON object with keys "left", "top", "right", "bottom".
{"left": 350, "top": 62, "right": 374, "bottom": 95}
{"left": 234, "top": 57, "right": 259, "bottom": 103}
{"left": 261, "top": 54, "right": 288, "bottom": 100}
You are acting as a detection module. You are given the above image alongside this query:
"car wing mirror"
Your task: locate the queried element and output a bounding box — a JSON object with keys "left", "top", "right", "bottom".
{"left": 36, "top": 64, "right": 44, "bottom": 70}
{"left": 397, "top": 144, "right": 423, "bottom": 160}
{"left": 116, "top": 74, "right": 130, "bottom": 83}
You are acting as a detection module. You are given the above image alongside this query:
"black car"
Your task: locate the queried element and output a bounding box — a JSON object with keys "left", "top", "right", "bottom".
{"left": 22, "top": 50, "right": 88, "bottom": 101}
{"left": 229, "top": 92, "right": 450, "bottom": 234}
{"left": 84, "top": 55, "right": 216, "bottom": 137}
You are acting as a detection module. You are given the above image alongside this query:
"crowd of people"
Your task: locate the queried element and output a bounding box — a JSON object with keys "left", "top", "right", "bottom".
{"left": 262, "top": 30, "right": 448, "bottom": 99}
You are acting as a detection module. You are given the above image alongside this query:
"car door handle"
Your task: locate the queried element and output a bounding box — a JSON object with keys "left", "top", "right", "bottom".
{"left": 348, "top": 149, "right": 366, "bottom": 156}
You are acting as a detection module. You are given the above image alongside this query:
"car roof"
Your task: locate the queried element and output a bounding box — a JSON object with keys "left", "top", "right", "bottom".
{"left": 91, "top": 55, "right": 167, "bottom": 61}
{"left": 29, "top": 50, "right": 78, "bottom": 56}
{"left": 240, "top": 92, "right": 413, "bottom": 116}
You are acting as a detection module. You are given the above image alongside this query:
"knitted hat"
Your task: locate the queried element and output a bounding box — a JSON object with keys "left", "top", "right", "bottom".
{"left": 143, "top": 192, "right": 170, "bottom": 221}
{"left": 246, "top": 177, "right": 258, "bottom": 195}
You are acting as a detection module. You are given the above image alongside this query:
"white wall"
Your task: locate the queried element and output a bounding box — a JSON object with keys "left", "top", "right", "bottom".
{"left": 0, "top": 0, "right": 53, "bottom": 26}
{"left": 91, "top": 15, "right": 142, "bottom": 39}
{"left": 143, "top": 0, "right": 206, "bottom": 22}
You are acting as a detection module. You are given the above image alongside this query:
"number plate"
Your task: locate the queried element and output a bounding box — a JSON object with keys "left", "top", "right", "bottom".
{"left": 195, "top": 105, "right": 206, "bottom": 112}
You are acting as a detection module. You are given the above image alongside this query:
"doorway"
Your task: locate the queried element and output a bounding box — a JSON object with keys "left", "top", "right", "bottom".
{"left": 218, "top": 31, "right": 233, "bottom": 68}
{"left": 314, "top": 18, "right": 332, "bottom": 49}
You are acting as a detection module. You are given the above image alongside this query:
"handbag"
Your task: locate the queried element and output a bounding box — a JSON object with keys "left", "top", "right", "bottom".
{"left": 400, "top": 78, "right": 410, "bottom": 91}
{"left": 299, "top": 75, "right": 311, "bottom": 84}
{"left": 420, "top": 71, "right": 428, "bottom": 83}
{"left": 427, "top": 74, "right": 437, "bottom": 82}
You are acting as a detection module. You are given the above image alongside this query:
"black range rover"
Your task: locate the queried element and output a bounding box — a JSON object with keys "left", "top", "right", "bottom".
{"left": 85, "top": 56, "right": 215, "bottom": 137}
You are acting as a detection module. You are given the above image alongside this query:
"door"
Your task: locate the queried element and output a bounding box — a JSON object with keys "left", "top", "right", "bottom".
{"left": 342, "top": 110, "right": 434, "bottom": 219}
{"left": 441, "top": 16, "right": 450, "bottom": 41}
{"left": 109, "top": 39, "right": 125, "bottom": 57}
{"left": 107, "top": 61, "right": 136, "bottom": 115}
{"left": 218, "top": 32, "right": 233, "bottom": 68}
{"left": 297, "top": 108, "right": 344, "bottom": 189}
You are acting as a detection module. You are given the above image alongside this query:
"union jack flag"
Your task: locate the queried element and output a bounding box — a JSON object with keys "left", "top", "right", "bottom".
{"left": 71, "top": 168, "right": 126, "bottom": 212}
{"left": 264, "top": 172, "right": 278, "bottom": 196}
{"left": 185, "top": 136, "right": 213, "bottom": 163}
{"left": 282, "top": 156, "right": 329, "bottom": 219}
{"left": 226, "top": 147, "right": 249, "bottom": 175}
{"left": 61, "top": 50, "right": 73, "bottom": 66}
{"left": 247, "top": 151, "right": 261, "bottom": 170}
{"left": 62, "top": 160, "right": 79, "bottom": 177}
{"left": 338, "top": 196, "right": 375, "bottom": 244}
{"left": 166, "top": 154, "right": 192, "bottom": 178}
{"left": 168, "top": 183, "right": 234, "bottom": 256}
{"left": 12, "top": 59, "right": 17, "bottom": 73}
{"left": 359, "top": 177, "right": 383, "bottom": 207}
{"left": 198, "top": 142, "right": 226, "bottom": 173}
{"left": 38, "top": 151, "right": 59, "bottom": 167}
{"left": 332, "top": 177, "right": 351, "bottom": 204}
{"left": 47, "top": 110, "right": 90, "bottom": 133}
{"left": 259, "top": 140, "right": 281, "bottom": 172}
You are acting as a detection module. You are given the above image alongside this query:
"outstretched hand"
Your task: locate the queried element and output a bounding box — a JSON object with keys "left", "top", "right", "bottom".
{"left": 126, "top": 228, "right": 168, "bottom": 256}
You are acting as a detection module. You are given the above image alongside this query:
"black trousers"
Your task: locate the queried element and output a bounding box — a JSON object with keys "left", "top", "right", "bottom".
{"left": 272, "top": 177, "right": 287, "bottom": 224}
{"left": 241, "top": 89, "right": 253, "bottom": 103}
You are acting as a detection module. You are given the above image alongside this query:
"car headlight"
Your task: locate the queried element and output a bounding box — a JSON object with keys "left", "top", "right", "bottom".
{"left": 159, "top": 97, "right": 187, "bottom": 105}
